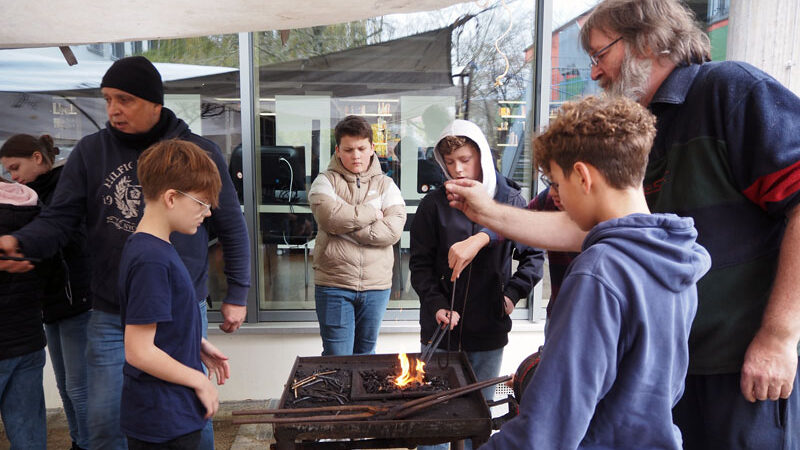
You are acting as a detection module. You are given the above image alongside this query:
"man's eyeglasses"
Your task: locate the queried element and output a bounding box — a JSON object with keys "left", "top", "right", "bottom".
{"left": 176, "top": 190, "right": 211, "bottom": 213}
{"left": 540, "top": 174, "right": 558, "bottom": 192}
{"left": 589, "top": 36, "right": 622, "bottom": 67}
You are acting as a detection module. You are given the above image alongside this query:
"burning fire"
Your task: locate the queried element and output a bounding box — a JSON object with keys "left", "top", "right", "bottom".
{"left": 394, "top": 353, "right": 426, "bottom": 388}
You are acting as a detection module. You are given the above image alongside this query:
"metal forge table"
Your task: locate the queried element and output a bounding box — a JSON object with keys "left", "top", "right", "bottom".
{"left": 236, "top": 352, "right": 492, "bottom": 449}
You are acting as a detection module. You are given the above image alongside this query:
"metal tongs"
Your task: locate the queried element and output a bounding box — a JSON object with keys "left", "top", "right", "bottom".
{"left": 420, "top": 323, "right": 448, "bottom": 364}
{"left": 420, "top": 277, "right": 457, "bottom": 364}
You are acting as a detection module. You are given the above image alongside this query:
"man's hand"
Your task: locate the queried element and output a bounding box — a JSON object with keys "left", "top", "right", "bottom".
{"left": 200, "top": 338, "right": 231, "bottom": 385}
{"left": 504, "top": 296, "right": 515, "bottom": 315}
{"left": 435, "top": 309, "right": 461, "bottom": 330}
{"left": 445, "top": 179, "right": 494, "bottom": 223}
{"left": 219, "top": 303, "right": 246, "bottom": 333}
{"left": 0, "top": 235, "right": 33, "bottom": 273}
{"left": 448, "top": 233, "right": 490, "bottom": 281}
{"left": 740, "top": 205, "right": 800, "bottom": 402}
{"left": 740, "top": 329, "right": 798, "bottom": 402}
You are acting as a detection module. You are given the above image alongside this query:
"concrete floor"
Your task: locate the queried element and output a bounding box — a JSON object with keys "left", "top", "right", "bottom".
{"left": 0, "top": 400, "right": 276, "bottom": 450}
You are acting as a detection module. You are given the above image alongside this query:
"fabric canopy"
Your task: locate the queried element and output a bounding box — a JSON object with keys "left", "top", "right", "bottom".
{"left": 0, "top": 0, "right": 467, "bottom": 49}
{"left": 0, "top": 50, "right": 237, "bottom": 92}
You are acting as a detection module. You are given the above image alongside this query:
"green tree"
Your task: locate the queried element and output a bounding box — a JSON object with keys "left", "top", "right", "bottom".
{"left": 256, "top": 19, "right": 387, "bottom": 64}
{"left": 139, "top": 19, "right": 388, "bottom": 68}
{"left": 141, "top": 35, "right": 239, "bottom": 67}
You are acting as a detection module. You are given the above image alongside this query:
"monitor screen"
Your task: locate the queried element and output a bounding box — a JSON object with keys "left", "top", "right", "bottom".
{"left": 417, "top": 146, "right": 445, "bottom": 194}
{"left": 261, "top": 145, "right": 305, "bottom": 191}
{"left": 229, "top": 145, "right": 307, "bottom": 203}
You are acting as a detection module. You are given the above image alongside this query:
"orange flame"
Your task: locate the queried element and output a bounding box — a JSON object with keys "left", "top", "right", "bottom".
{"left": 394, "top": 353, "right": 426, "bottom": 388}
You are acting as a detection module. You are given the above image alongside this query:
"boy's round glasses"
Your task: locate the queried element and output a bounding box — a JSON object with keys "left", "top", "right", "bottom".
{"left": 540, "top": 174, "right": 558, "bottom": 192}
{"left": 176, "top": 190, "right": 211, "bottom": 213}
{"left": 589, "top": 36, "right": 623, "bottom": 67}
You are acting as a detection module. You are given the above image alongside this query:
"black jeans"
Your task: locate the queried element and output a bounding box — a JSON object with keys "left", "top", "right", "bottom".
{"left": 126, "top": 430, "right": 202, "bottom": 450}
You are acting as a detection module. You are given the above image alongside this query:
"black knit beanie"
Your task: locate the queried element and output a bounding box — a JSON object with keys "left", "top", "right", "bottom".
{"left": 100, "top": 56, "right": 164, "bottom": 105}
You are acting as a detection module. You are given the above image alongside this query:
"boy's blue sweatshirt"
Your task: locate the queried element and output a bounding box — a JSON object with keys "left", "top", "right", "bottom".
{"left": 482, "top": 213, "right": 711, "bottom": 449}
{"left": 11, "top": 109, "right": 250, "bottom": 313}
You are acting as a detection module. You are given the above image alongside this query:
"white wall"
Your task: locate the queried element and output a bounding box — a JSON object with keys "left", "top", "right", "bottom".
{"left": 43, "top": 323, "right": 545, "bottom": 406}
{"left": 728, "top": 0, "right": 800, "bottom": 94}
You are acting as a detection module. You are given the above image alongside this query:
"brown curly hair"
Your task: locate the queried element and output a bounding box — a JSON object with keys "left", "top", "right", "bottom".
{"left": 534, "top": 95, "right": 656, "bottom": 189}
{"left": 435, "top": 135, "right": 478, "bottom": 157}
{"left": 137, "top": 139, "right": 222, "bottom": 207}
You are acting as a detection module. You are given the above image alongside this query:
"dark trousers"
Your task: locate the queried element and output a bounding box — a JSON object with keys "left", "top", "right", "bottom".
{"left": 673, "top": 357, "right": 800, "bottom": 450}
{"left": 127, "top": 430, "right": 202, "bottom": 450}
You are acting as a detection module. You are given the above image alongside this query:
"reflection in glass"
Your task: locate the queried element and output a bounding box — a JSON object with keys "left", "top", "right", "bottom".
{"left": 0, "top": 39, "right": 242, "bottom": 313}
{"left": 245, "top": 2, "right": 536, "bottom": 314}
{"left": 0, "top": 1, "right": 539, "bottom": 321}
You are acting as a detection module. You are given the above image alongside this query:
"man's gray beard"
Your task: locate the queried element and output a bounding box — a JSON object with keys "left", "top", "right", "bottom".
{"left": 606, "top": 48, "right": 652, "bottom": 102}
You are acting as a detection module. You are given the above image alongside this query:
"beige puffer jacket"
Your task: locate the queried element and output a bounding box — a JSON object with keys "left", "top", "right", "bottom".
{"left": 309, "top": 154, "right": 406, "bottom": 291}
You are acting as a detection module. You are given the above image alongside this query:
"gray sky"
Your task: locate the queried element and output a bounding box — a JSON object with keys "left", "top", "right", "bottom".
{"left": 383, "top": 0, "right": 599, "bottom": 47}
{"left": 553, "top": 0, "right": 599, "bottom": 28}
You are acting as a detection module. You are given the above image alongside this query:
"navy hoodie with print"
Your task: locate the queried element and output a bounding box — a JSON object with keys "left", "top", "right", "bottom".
{"left": 12, "top": 108, "right": 250, "bottom": 313}
{"left": 482, "top": 213, "right": 710, "bottom": 450}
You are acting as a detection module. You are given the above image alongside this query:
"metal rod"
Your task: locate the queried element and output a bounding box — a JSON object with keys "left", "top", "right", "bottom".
{"left": 390, "top": 375, "right": 512, "bottom": 419}
{"left": 233, "top": 412, "right": 376, "bottom": 424}
{"left": 232, "top": 375, "right": 512, "bottom": 424}
{"left": 421, "top": 277, "right": 457, "bottom": 363}
{"left": 420, "top": 324, "right": 447, "bottom": 364}
{"left": 428, "top": 325, "right": 447, "bottom": 357}
{"left": 233, "top": 404, "right": 385, "bottom": 416}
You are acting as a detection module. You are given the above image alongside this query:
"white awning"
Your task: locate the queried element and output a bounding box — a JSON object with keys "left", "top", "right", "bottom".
{"left": 0, "top": 50, "right": 237, "bottom": 91}
{"left": 0, "top": 0, "right": 468, "bottom": 48}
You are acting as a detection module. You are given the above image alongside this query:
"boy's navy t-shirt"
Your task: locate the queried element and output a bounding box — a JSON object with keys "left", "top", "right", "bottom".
{"left": 118, "top": 232, "right": 206, "bottom": 443}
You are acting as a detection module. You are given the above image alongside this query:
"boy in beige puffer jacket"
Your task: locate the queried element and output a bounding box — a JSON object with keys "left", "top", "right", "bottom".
{"left": 309, "top": 115, "right": 406, "bottom": 355}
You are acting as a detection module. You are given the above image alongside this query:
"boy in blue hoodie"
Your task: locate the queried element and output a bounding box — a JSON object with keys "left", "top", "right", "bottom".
{"left": 481, "top": 96, "right": 711, "bottom": 450}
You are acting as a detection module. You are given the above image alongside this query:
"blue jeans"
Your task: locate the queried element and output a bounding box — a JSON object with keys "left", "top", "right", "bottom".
{"left": 86, "top": 310, "right": 126, "bottom": 450}
{"left": 315, "top": 286, "right": 390, "bottom": 355}
{"left": 466, "top": 348, "right": 504, "bottom": 401}
{"left": 0, "top": 349, "right": 47, "bottom": 450}
{"left": 87, "top": 302, "right": 212, "bottom": 450}
{"left": 45, "top": 310, "right": 91, "bottom": 449}
{"left": 198, "top": 300, "right": 214, "bottom": 450}
{"left": 417, "top": 347, "right": 504, "bottom": 450}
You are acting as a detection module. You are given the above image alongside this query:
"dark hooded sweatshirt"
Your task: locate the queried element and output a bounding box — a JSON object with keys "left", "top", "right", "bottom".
{"left": 27, "top": 165, "right": 92, "bottom": 323}
{"left": 12, "top": 108, "right": 250, "bottom": 313}
{"left": 0, "top": 192, "right": 46, "bottom": 360}
{"left": 481, "top": 213, "right": 711, "bottom": 450}
{"left": 410, "top": 119, "right": 545, "bottom": 352}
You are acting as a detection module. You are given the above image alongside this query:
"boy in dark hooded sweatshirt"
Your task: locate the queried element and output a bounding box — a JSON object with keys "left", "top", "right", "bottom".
{"left": 410, "top": 119, "right": 544, "bottom": 419}
{"left": 481, "top": 96, "right": 711, "bottom": 450}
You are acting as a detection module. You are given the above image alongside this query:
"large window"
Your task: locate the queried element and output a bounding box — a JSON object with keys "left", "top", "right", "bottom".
{"left": 0, "top": 38, "right": 242, "bottom": 316}
{"left": 240, "top": 2, "right": 537, "bottom": 320}
{"left": 0, "top": 1, "right": 538, "bottom": 324}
